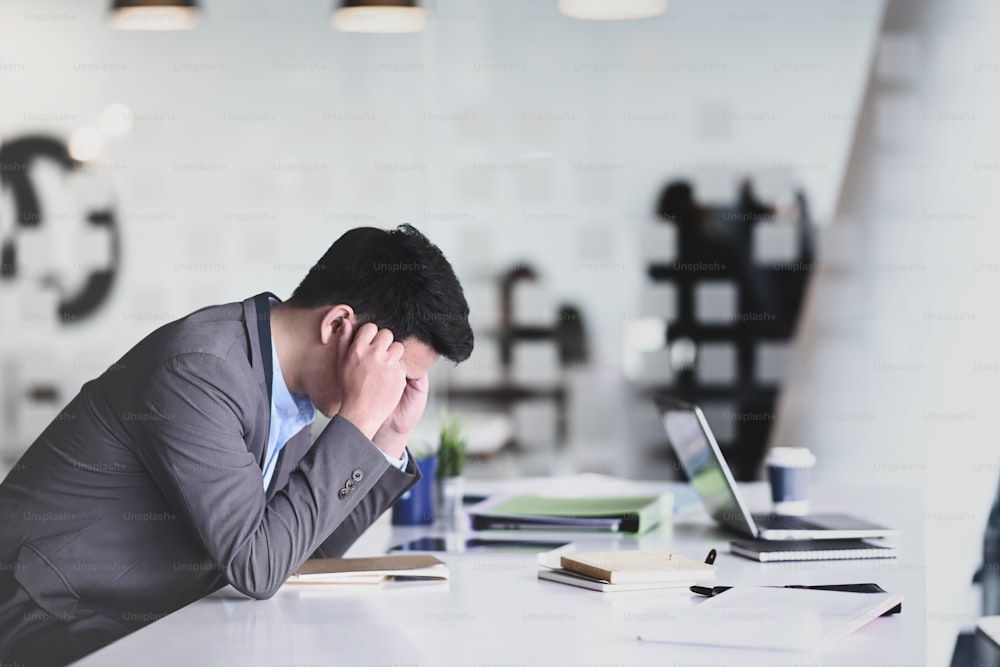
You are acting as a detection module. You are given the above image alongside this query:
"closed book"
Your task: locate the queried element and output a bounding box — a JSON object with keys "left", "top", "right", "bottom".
{"left": 286, "top": 554, "right": 448, "bottom": 584}
{"left": 729, "top": 539, "right": 898, "bottom": 563}
{"left": 560, "top": 549, "right": 716, "bottom": 584}
{"left": 537, "top": 568, "right": 694, "bottom": 592}
{"left": 467, "top": 493, "right": 671, "bottom": 534}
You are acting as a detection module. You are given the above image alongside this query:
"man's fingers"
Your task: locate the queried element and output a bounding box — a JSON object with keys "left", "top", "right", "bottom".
{"left": 387, "top": 340, "right": 405, "bottom": 362}
{"left": 337, "top": 317, "right": 354, "bottom": 364}
{"left": 350, "top": 322, "right": 379, "bottom": 350}
{"left": 372, "top": 327, "right": 396, "bottom": 351}
{"left": 408, "top": 375, "right": 429, "bottom": 392}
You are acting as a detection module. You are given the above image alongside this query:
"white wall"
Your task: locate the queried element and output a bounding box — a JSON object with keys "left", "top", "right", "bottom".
{"left": 0, "top": 0, "right": 882, "bottom": 472}
{"left": 770, "top": 0, "right": 1000, "bottom": 662}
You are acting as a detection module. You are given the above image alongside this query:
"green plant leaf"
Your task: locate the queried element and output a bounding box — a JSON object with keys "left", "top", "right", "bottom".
{"left": 437, "top": 417, "right": 467, "bottom": 478}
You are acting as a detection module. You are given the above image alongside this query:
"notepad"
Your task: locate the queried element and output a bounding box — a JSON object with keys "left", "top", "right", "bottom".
{"left": 730, "top": 538, "right": 898, "bottom": 562}
{"left": 560, "top": 549, "right": 716, "bottom": 585}
{"left": 285, "top": 554, "right": 448, "bottom": 585}
{"left": 467, "top": 493, "right": 672, "bottom": 534}
{"left": 537, "top": 568, "right": 695, "bottom": 592}
{"left": 636, "top": 586, "right": 903, "bottom": 651}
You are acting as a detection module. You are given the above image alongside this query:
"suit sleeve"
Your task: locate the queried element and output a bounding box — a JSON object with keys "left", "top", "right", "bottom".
{"left": 312, "top": 453, "right": 420, "bottom": 558}
{"left": 133, "top": 352, "right": 405, "bottom": 599}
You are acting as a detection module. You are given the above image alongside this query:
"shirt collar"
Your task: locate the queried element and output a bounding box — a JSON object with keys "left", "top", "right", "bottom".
{"left": 268, "top": 298, "right": 316, "bottom": 423}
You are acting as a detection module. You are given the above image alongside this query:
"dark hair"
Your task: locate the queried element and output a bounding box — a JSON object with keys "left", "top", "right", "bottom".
{"left": 288, "top": 224, "right": 473, "bottom": 363}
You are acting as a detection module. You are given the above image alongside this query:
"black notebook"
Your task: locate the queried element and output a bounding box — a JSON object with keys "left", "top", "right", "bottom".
{"left": 730, "top": 539, "right": 898, "bottom": 562}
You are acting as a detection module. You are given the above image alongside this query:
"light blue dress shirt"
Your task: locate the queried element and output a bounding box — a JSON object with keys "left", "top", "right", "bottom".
{"left": 262, "top": 303, "right": 407, "bottom": 490}
{"left": 261, "top": 338, "right": 318, "bottom": 490}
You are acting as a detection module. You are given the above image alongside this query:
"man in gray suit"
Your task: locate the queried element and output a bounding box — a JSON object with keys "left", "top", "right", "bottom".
{"left": 0, "top": 224, "right": 473, "bottom": 665}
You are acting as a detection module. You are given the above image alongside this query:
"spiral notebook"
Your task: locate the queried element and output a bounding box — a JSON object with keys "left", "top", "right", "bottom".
{"left": 729, "top": 538, "right": 897, "bottom": 562}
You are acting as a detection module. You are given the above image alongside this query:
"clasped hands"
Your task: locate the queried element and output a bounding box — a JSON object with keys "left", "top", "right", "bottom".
{"left": 335, "top": 320, "right": 428, "bottom": 461}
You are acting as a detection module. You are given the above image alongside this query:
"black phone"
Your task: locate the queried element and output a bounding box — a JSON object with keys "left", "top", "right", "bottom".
{"left": 389, "top": 536, "right": 569, "bottom": 552}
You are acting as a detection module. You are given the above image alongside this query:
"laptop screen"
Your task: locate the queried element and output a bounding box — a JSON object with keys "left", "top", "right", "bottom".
{"left": 657, "top": 398, "right": 757, "bottom": 536}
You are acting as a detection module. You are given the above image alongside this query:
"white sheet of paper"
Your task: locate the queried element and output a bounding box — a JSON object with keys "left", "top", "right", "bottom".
{"left": 978, "top": 616, "right": 1000, "bottom": 647}
{"left": 635, "top": 586, "right": 903, "bottom": 651}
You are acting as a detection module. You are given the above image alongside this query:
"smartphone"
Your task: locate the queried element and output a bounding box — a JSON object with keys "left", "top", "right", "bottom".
{"left": 389, "top": 536, "right": 570, "bottom": 552}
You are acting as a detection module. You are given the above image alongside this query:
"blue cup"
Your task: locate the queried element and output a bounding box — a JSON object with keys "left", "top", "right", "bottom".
{"left": 765, "top": 447, "right": 816, "bottom": 516}
{"left": 392, "top": 456, "right": 437, "bottom": 525}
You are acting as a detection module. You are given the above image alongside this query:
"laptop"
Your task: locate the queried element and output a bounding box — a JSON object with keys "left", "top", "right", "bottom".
{"left": 656, "top": 396, "right": 896, "bottom": 540}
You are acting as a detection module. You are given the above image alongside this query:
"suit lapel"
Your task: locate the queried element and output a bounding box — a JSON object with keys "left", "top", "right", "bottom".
{"left": 243, "top": 292, "right": 316, "bottom": 500}
{"left": 241, "top": 293, "right": 278, "bottom": 472}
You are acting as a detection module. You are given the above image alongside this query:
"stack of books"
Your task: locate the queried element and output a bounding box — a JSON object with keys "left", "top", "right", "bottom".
{"left": 467, "top": 492, "right": 672, "bottom": 534}
{"left": 538, "top": 549, "right": 716, "bottom": 592}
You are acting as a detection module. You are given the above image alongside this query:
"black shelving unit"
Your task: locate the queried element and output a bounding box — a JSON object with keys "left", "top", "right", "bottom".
{"left": 445, "top": 265, "right": 586, "bottom": 461}
{"left": 641, "top": 180, "right": 815, "bottom": 481}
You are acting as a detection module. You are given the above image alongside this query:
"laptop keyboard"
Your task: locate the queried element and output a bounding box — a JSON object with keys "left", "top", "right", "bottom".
{"left": 752, "top": 514, "right": 819, "bottom": 531}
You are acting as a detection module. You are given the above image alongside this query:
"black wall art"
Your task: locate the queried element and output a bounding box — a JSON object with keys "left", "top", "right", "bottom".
{"left": 0, "top": 135, "right": 120, "bottom": 322}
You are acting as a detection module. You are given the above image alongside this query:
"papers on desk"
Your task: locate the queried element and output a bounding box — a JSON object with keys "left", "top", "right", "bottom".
{"left": 978, "top": 616, "right": 1000, "bottom": 647}
{"left": 286, "top": 554, "right": 448, "bottom": 585}
{"left": 636, "top": 586, "right": 903, "bottom": 651}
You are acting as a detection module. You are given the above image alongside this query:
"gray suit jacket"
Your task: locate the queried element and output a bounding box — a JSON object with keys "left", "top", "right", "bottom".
{"left": 0, "top": 293, "right": 419, "bottom": 648}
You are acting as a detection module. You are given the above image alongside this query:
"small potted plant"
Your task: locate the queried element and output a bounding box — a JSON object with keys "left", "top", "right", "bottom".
{"left": 436, "top": 416, "right": 467, "bottom": 523}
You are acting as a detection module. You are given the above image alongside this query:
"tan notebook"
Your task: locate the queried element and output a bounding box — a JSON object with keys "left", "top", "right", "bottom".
{"left": 287, "top": 554, "right": 448, "bottom": 585}
{"left": 538, "top": 568, "right": 695, "bottom": 592}
{"left": 560, "top": 549, "right": 716, "bottom": 585}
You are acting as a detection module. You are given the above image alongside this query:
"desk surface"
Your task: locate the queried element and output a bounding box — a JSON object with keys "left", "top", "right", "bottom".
{"left": 75, "top": 483, "right": 925, "bottom": 666}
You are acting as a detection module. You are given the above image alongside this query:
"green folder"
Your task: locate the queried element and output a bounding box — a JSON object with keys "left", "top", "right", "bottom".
{"left": 469, "top": 493, "right": 672, "bottom": 534}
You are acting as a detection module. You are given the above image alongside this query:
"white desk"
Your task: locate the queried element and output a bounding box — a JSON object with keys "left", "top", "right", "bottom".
{"left": 75, "top": 483, "right": 925, "bottom": 666}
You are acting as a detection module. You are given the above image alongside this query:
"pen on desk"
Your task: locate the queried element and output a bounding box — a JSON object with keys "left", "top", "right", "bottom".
{"left": 690, "top": 585, "right": 770, "bottom": 596}
{"left": 691, "top": 582, "right": 888, "bottom": 597}
{"left": 686, "top": 550, "right": 719, "bottom": 597}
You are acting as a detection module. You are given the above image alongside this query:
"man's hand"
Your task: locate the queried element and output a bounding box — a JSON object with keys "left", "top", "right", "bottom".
{"left": 372, "top": 375, "right": 429, "bottom": 461}
{"left": 336, "top": 321, "right": 407, "bottom": 442}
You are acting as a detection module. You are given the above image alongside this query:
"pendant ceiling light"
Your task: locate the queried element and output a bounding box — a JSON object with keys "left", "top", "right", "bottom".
{"left": 110, "top": 0, "right": 199, "bottom": 30}
{"left": 332, "top": 0, "right": 427, "bottom": 34}
{"left": 558, "top": 0, "right": 666, "bottom": 21}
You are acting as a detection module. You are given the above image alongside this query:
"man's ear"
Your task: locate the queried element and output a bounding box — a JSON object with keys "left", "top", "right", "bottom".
{"left": 319, "top": 304, "right": 355, "bottom": 345}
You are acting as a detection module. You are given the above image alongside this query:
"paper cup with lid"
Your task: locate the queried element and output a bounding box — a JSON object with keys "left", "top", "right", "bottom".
{"left": 765, "top": 447, "right": 816, "bottom": 516}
